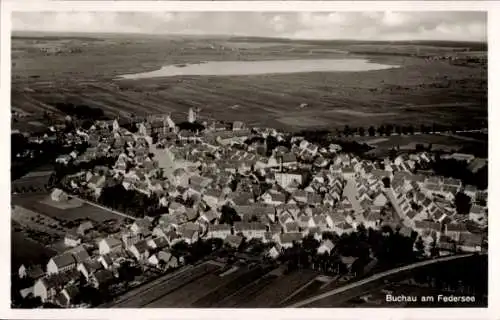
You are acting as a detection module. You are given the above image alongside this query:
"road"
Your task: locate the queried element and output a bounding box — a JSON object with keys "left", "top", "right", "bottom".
{"left": 70, "top": 195, "right": 138, "bottom": 221}
{"left": 286, "top": 253, "right": 478, "bottom": 308}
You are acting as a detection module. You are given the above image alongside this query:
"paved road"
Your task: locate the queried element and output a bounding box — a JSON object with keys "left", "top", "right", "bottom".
{"left": 287, "top": 253, "right": 478, "bottom": 308}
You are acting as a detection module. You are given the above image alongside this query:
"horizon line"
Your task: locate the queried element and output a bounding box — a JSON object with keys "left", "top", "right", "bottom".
{"left": 11, "top": 30, "right": 488, "bottom": 44}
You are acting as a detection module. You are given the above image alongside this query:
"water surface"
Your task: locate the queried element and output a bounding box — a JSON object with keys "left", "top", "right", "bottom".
{"left": 118, "top": 59, "right": 398, "bottom": 79}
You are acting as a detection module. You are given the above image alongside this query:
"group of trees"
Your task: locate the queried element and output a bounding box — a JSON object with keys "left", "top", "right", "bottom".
{"left": 98, "top": 183, "right": 160, "bottom": 218}
{"left": 338, "top": 123, "right": 479, "bottom": 138}
{"left": 432, "top": 157, "right": 488, "bottom": 190}
{"left": 278, "top": 224, "right": 419, "bottom": 276}
{"left": 52, "top": 102, "right": 109, "bottom": 121}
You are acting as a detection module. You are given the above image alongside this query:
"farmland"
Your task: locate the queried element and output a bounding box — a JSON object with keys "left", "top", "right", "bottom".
{"left": 11, "top": 32, "right": 487, "bottom": 133}
{"left": 11, "top": 192, "right": 128, "bottom": 224}
{"left": 11, "top": 221, "right": 57, "bottom": 270}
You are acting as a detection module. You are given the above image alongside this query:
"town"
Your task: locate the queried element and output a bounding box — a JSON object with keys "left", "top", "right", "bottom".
{"left": 11, "top": 105, "right": 487, "bottom": 308}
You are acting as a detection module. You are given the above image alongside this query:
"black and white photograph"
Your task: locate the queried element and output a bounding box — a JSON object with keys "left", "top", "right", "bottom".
{"left": 6, "top": 8, "right": 490, "bottom": 312}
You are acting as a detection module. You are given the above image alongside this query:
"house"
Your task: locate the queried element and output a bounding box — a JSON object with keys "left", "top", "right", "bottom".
{"left": 147, "top": 237, "right": 169, "bottom": 250}
{"left": 469, "top": 205, "right": 487, "bottom": 225}
{"left": 284, "top": 221, "right": 300, "bottom": 233}
{"left": 130, "top": 218, "right": 152, "bottom": 237}
{"left": 444, "top": 223, "right": 468, "bottom": 242}
{"left": 225, "top": 234, "right": 244, "bottom": 248}
{"left": 333, "top": 222, "right": 354, "bottom": 235}
{"left": 317, "top": 240, "right": 335, "bottom": 255}
{"left": 77, "top": 221, "right": 94, "bottom": 236}
{"left": 457, "top": 232, "right": 483, "bottom": 252}
{"left": 129, "top": 240, "right": 150, "bottom": 261}
{"left": 199, "top": 209, "right": 219, "bottom": 224}
{"left": 267, "top": 246, "right": 281, "bottom": 259}
{"left": 70, "top": 245, "right": 91, "bottom": 264}
{"left": 99, "top": 237, "right": 123, "bottom": 255}
{"left": 206, "top": 224, "right": 232, "bottom": 239}
{"left": 233, "top": 222, "right": 267, "bottom": 240}
{"left": 180, "top": 228, "right": 199, "bottom": 244}
{"left": 373, "top": 193, "right": 388, "bottom": 207}
{"left": 51, "top": 188, "right": 68, "bottom": 202}
{"left": 54, "top": 284, "right": 80, "bottom": 307}
{"left": 33, "top": 270, "right": 80, "bottom": 302}
{"left": 77, "top": 260, "right": 103, "bottom": 281}
{"left": 261, "top": 191, "right": 286, "bottom": 206}
{"left": 277, "top": 232, "right": 303, "bottom": 249}
{"left": 414, "top": 220, "right": 441, "bottom": 237}
{"left": 18, "top": 264, "right": 44, "bottom": 280}
{"left": 90, "top": 269, "right": 115, "bottom": 289}
{"left": 297, "top": 216, "right": 315, "bottom": 230}
{"left": 275, "top": 172, "right": 304, "bottom": 189}
{"left": 97, "top": 255, "right": 115, "bottom": 270}
{"left": 64, "top": 233, "right": 82, "bottom": 248}
{"left": 47, "top": 253, "right": 77, "bottom": 275}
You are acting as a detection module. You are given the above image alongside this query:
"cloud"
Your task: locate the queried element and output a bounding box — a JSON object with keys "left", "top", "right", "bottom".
{"left": 12, "top": 11, "right": 487, "bottom": 42}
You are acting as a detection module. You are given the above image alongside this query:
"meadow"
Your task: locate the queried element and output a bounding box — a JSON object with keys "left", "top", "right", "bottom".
{"left": 11, "top": 33, "right": 487, "bottom": 132}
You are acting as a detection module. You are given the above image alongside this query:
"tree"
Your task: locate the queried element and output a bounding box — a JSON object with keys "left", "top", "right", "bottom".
{"left": 358, "top": 127, "right": 365, "bottom": 137}
{"left": 377, "top": 125, "right": 385, "bottom": 136}
{"left": 385, "top": 124, "right": 394, "bottom": 136}
{"left": 219, "top": 205, "right": 241, "bottom": 226}
{"left": 414, "top": 237, "right": 425, "bottom": 257}
{"left": 382, "top": 177, "right": 391, "bottom": 188}
{"left": 368, "top": 126, "right": 376, "bottom": 137}
{"left": 343, "top": 125, "right": 351, "bottom": 137}
{"left": 455, "top": 192, "right": 472, "bottom": 215}
{"left": 395, "top": 126, "right": 402, "bottom": 135}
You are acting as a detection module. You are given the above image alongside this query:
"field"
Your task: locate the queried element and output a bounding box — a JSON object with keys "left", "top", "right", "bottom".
{"left": 11, "top": 221, "right": 56, "bottom": 270}
{"left": 11, "top": 193, "right": 127, "bottom": 223}
{"left": 11, "top": 32, "right": 487, "bottom": 133}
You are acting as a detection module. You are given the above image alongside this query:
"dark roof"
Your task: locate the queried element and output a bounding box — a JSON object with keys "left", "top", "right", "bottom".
{"left": 132, "top": 240, "right": 149, "bottom": 253}
{"left": 51, "top": 253, "right": 76, "bottom": 269}
{"left": 93, "top": 269, "right": 114, "bottom": 285}
{"left": 234, "top": 222, "right": 267, "bottom": 232}
{"left": 280, "top": 232, "right": 303, "bottom": 243}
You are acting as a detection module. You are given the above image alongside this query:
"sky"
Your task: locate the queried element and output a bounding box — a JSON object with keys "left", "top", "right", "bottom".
{"left": 12, "top": 11, "right": 487, "bottom": 42}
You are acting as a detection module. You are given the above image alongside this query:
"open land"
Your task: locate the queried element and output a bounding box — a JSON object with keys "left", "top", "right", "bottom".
{"left": 12, "top": 193, "right": 127, "bottom": 223}
{"left": 12, "top": 32, "right": 487, "bottom": 134}
{"left": 11, "top": 221, "right": 57, "bottom": 270}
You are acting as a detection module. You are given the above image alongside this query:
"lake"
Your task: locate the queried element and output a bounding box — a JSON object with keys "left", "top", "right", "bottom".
{"left": 118, "top": 59, "right": 399, "bottom": 79}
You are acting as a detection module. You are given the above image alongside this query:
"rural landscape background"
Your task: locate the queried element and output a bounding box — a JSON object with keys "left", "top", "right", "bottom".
{"left": 10, "top": 11, "right": 488, "bottom": 309}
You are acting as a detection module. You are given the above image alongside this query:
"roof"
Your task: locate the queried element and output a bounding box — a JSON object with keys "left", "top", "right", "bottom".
{"left": 225, "top": 234, "right": 244, "bottom": 247}
{"left": 51, "top": 253, "right": 76, "bottom": 269}
{"left": 102, "top": 237, "right": 122, "bottom": 249}
{"left": 446, "top": 223, "right": 468, "bottom": 232}
{"left": 132, "top": 240, "right": 149, "bottom": 253}
{"left": 149, "top": 237, "right": 169, "bottom": 249}
{"left": 280, "top": 232, "right": 303, "bottom": 244}
{"left": 415, "top": 220, "right": 441, "bottom": 231}
{"left": 93, "top": 269, "right": 114, "bottom": 284}
{"left": 70, "top": 246, "right": 91, "bottom": 263}
{"left": 234, "top": 222, "right": 267, "bottom": 232}
{"left": 319, "top": 240, "right": 335, "bottom": 251}
{"left": 458, "top": 232, "right": 483, "bottom": 247}
{"left": 208, "top": 224, "right": 232, "bottom": 232}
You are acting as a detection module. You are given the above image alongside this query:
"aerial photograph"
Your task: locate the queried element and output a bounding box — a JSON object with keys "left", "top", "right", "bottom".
{"left": 10, "top": 11, "right": 487, "bottom": 308}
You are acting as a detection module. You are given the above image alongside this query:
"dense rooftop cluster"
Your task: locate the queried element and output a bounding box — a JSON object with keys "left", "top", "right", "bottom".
{"left": 14, "top": 112, "right": 487, "bottom": 308}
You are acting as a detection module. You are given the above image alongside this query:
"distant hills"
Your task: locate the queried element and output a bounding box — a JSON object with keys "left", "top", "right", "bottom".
{"left": 11, "top": 31, "right": 487, "bottom": 51}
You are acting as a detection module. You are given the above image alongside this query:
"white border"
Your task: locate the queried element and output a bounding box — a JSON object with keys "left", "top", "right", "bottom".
{"left": 1, "top": 1, "right": 497, "bottom": 320}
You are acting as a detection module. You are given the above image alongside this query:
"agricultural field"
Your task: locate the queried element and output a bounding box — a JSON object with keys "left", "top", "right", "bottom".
{"left": 11, "top": 192, "right": 127, "bottom": 224}
{"left": 11, "top": 221, "right": 57, "bottom": 270}
{"left": 349, "top": 133, "right": 488, "bottom": 157}
{"left": 11, "top": 32, "right": 487, "bottom": 134}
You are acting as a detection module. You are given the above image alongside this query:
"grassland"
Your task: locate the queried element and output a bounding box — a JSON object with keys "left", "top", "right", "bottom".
{"left": 11, "top": 33, "right": 487, "bottom": 132}
{"left": 11, "top": 193, "right": 127, "bottom": 223}
{"left": 11, "top": 222, "right": 57, "bottom": 270}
